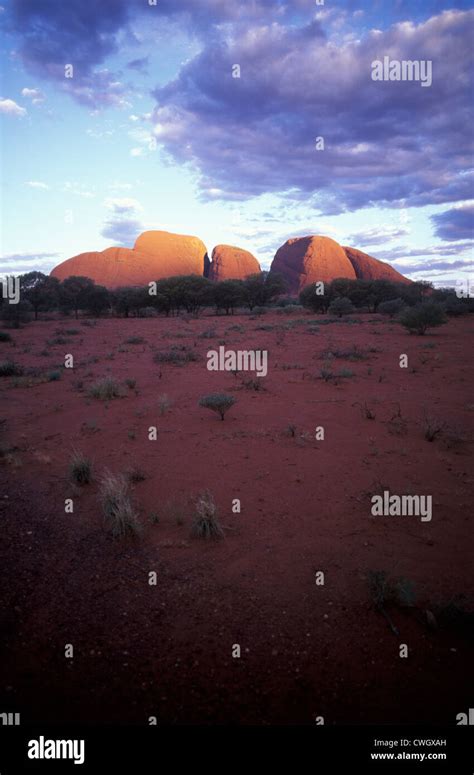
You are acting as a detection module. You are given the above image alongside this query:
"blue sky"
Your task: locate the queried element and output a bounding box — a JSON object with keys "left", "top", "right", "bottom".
{"left": 0, "top": 0, "right": 473, "bottom": 286}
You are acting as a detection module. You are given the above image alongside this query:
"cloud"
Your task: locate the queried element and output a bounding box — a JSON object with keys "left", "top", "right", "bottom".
{"left": 0, "top": 252, "right": 60, "bottom": 274}
{"left": 149, "top": 9, "right": 474, "bottom": 212}
{"left": 63, "top": 182, "right": 95, "bottom": 198}
{"left": 101, "top": 197, "right": 143, "bottom": 245}
{"left": 104, "top": 197, "right": 143, "bottom": 214}
{"left": 21, "top": 87, "right": 45, "bottom": 104}
{"left": 376, "top": 240, "right": 474, "bottom": 261}
{"left": 0, "top": 98, "right": 26, "bottom": 117}
{"left": 101, "top": 217, "right": 143, "bottom": 246}
{"left": 431, "top": 203, "right": 474, "bottom": 241}
{"left": 24, "top": 181, "right": 49, "bottom": 190}
{"left": 392, "top": 257, "right": 474, "bottom": 276}
{"left": 345, "top": 225, "right": 410, "bottom": 246}
{"left": 6, "top": 2, "right": 474, "bottom": 217}
{"left": 127, "top": 56, "right": 149, "bottom": 72}
{"left": 108, "top": 181, "right": 133, "bottom": 191}
{"left": 0, "top": 251, "right": 60, "bottom": 263}
{"left": 5, "top": 0, "right": 263, "bottom": 108}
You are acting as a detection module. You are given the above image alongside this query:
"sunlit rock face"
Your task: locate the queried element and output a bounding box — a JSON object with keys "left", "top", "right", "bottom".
{"left": 207, "top": 244, "right": 261, "bottom": 281}
{"left": 51, "top": 231, "right": 209, "bottom": 288}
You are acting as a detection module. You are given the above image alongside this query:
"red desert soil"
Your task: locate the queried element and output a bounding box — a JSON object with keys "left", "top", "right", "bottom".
{"left": 0, "top": 312, "right": 472, "bottom": 726}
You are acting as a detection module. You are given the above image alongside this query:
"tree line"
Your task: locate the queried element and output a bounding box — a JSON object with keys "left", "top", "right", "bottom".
{"left": 0, "top": 270, "right": 471, "bottom": 327}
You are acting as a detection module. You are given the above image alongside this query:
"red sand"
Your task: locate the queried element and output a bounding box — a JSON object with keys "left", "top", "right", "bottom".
{"left": 0, "top": 312, "right": 472, "bottom": 725}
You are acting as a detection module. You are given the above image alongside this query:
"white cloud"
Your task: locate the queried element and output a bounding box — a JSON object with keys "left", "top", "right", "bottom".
{"left": 24, "top": 181, "right": 49, "bottom": 190}
{"left": 346, "top": 225, "right": 411, "bottom": 247}
{"left": 130, "top": 147, "right": 144, "bottom": 157}
{"left": 108, "top": 181, "right": 133, "bottom": 191}
{"left": 21, "top": 87, "right": 45, "bottom": 104}
{"left": 63, "top": 182, "right": 95, "bottom": 198}
{"left": 0, "top": 98, "right": 26, "bottom": 117}
{"left": 104, "top": 197, "right": 143, "bottom": 214}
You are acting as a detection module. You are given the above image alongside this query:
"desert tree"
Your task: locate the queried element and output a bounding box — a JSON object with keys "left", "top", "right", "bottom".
{"left": 59, "top": 276, "right": 96, "bottom": 319}
{"left": 199, "top": 394, "right": 236, "bottom": 420}
{"left": 328, "top": 297, "right": 354, "bottom": 318}
{"left": 213, "top": 280, "right": 246, "bottom": 315}
{"left": 20, "top": 272, "right": 60, "bottom": 320}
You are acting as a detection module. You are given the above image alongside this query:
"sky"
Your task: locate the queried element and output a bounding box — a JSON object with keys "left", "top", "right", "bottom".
{"left": 0, "top": 0, "right": 473, "bottom": 287}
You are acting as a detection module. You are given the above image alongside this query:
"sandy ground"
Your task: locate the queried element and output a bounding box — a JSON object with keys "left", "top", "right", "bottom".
{"left": 0, "top": 310, "right": 472, "bottom": 725}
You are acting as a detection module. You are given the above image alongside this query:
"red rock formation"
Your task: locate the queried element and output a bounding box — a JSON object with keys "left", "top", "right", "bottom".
{"left": 134, "top": 231, "right": 208, "bottom": 278}
{"left": 343, "top": 246, "right": 411, "bottom": 284}
{"left": 51, "top": 231, "right": 208, "bottom": 288}
{"left": 208, "top": 244, "right": 261, "bottom": 282}
{"left": 271, "top": 236, "right": 356, "bottom": 295}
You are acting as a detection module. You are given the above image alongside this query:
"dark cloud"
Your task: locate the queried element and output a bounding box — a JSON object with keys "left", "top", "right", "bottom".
{"left": 127, "top": 57, "right": 150, "bottom": 73}
{"left": 7, "top": 2, "right": 474, "bottom": 214}
{"left": 151, "top": 9, "right": 474, "bottom": 212}
{"left": 8, "top": 0, "right": 131, "bottom": 77}
{"left": 6, "top": 0, "right": 287, "bottom": 107}
{"left": 431, "top": 203, "right": 474, "bottom": 241}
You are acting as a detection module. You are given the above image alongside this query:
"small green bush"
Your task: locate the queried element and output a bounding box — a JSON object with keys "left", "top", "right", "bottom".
{"left": 398, "top": 302, "right": 447, "bottom": 335}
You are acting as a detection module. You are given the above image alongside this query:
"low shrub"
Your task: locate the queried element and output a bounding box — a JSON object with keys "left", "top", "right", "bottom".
{"left": 88, "top": 377, "right": 122, "bottom": 400}
{"left": 153, "top": 346, "right": 198, "bottom": 365}
{"left": 69, "top": 449, "right": 92, "bottom": 485}
{"left": 0, "top": 360, "right": 23, "bottom": 377}
{"left": 191, "top": 491, "right": 223, "bottom": 540}
{"left": 99, "top": 471, "right": 141, "bottom": 537}
{"left": 199, "top": 393, "right": 236, "bottom": 420}
{"left": 398, "top": 302, "right": 447, "bottom": 335}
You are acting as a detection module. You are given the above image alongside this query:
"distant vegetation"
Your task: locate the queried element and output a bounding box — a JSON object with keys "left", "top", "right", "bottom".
{"left": 398, "top": 301, "right": 448, "bottom": 335}
{"left": 0, "top": 270, "right": 472, "bottom": 328}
